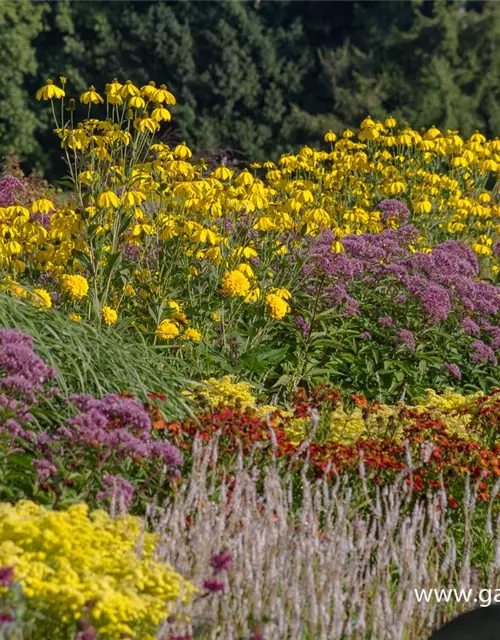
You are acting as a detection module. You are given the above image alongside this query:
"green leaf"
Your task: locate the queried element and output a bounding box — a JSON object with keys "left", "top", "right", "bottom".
{"left": 105, "top": 251, "right": 122, "bottom": 275}
{"left": 73, "top": 250, "right": 91, "bottom": 271}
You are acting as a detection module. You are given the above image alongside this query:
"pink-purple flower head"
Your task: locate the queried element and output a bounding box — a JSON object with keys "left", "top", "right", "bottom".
{"left": 0, "top": 174, "right": 25, "bottom": 207}
{"left": 470, "top": 340, "right": 498, "bottom": 366}
{"left": 397, "top": 329, "right": 416, "bottom": 353}
{"left": 377, "top": 199, "right": 410, "bottom": 227}
{"left": 0, "top": 566, "right": 14, "bottom": 588}
{"left": 443, "top": 363, "right": 462, "bottom": 380}
{"left": 378, "top": 316, "right": 394, "bottom": 328}
{"left": 210, "top": 550, "right": 232, "bottom": 574}
{"left": 203, "top": 578, "right": 225, "bottom": 593}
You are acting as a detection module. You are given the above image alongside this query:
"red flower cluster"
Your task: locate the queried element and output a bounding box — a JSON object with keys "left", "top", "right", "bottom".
{"left": 147, "top": 386, "right": 500, "bottom": 507}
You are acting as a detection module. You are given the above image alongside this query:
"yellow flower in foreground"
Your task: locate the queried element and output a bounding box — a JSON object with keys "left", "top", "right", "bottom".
{"left": 69, "top": 313, "right": 82, "bottom": 322}
{"left": 32, "top": 288, "right": 52, "bottom": 310}
{"left": 167, "top": 300, "right": 182, "bottom": 313}
{"left": 31, "top": 199, "right": 55, "bottom": 214}
{"left": 271, "top": 288, "right": 292, "bottom": 300}
{"left": 129, "top": 95, "right": 146, "bottom": 109}
{"left": 156, "top": 320, "right": 179, "bottom": 341}
{"left": 183, "top": 328, "right": 201, "bottom": 342}
{"left": 265, "top": 293, "right": 290, "bottom": 320}
{"left": 210, "top": 312, "right": 221, "bottom": 322}
{"left": 220, "top": 269, "right": 251, "bottom": 297}
{"left": 8, "top": 284, "right": 28, "bottom": 299}
{"left": 151, "top": 106, "right": 171, "bottom": 122}
{"left": 61, "top": 274, "right": 89, "bottom": 300}
{"left": 244, "top": 287, "right": 261, "bottom": 303}
{"left": 80, "top": 86, "right": 104, "bottom": 104}
{"left": 102, "top": 306, "right": 118, "bottom": 325}
{"left": 0, "top": 501, "right": 197, "bottom": 639}
{"left": 97, "top": 191, "right": 120, "bottom": 209}
{"left": 153, "top": 84, "right": 176, "bottom": 105}
{"left": 36, "top": 79, "right": 65, "bottom": 101}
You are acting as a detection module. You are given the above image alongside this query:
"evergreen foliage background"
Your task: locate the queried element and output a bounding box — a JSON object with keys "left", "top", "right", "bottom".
{"left": 2, "top": 0, "right": 500, "bottom": 177}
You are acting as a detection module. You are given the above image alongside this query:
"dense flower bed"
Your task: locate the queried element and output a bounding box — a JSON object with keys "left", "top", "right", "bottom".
{"left": 0, "top": 502, "right": 197, "bottom": 639}
{"left": 1, "top": 79, "right": 500, "bottom": 401}
{"left": 1, "top": 76, "right": 500, "bottom": 638}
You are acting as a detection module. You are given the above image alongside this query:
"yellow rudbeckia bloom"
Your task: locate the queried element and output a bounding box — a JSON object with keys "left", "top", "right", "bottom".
{"left": 36, "top": 79, "right": 65, "bottom": 101}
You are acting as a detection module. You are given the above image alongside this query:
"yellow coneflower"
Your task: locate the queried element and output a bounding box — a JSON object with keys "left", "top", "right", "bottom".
{"left": 36, "top": 79, "right": 65, "bottom": 101}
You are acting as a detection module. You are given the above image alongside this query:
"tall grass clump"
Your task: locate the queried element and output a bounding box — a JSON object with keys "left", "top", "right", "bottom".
{"left": 0, "top": 293, "right": 192, "bottom": 417}
{"left": 149, "top": 443, "right": 500, "bottom": 639}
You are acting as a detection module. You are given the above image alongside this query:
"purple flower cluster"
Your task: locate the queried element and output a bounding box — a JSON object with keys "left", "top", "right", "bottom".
{"left": 443, "top": 363, "right": 462, "bottom": 380}
{"left": 303, "top": 229, "right": 364, "bottom": 281}
{"left": 0, "top": 328, "right": 184, "bottom": 511}
{"left": 470, "top": 340, "right": 498, "bottom": 366}
{"left": 404, "top": 277, "right": 451, "bottom": 323}
{"left": 397, "top": 329, "right": 416, "bottom": 353}
{"left": 377, "top": 199, "right": 410, "bottom": 227}
{"left": 378, "top": 316, "right": 394, "bottom": 328}
{"left": 0, "top": 567, "right": 14, "bottom": 588}
{"left": 210, "top": 550, "right": 233, "bottom": 574}
{"left": 31, "top": 212, "right": 52, "bottom": 230}
{"left": 121, "top": 242, "right": 141, "bottom": 263}
{"left": 295, "top": 315, "right": 311, "bottom": 336}
{"left": 32, "top": 458, "right": 58, "bottom": 482}
{"left": 0, "top": 329, "right": 57, "bottom": 440}
{"left": 300, "top": 226, "right": 500, "bottom": 369}
{"left": 0, "top": 174, "right": 24, "bottom": 207}
{"left": 0, "top": 329, "right": 56, "bottom": 403}
{"left": 58, "top": 393, "right": 183, "bottom": 467}
{"left": 203, "top": 579, "right": 225, "bottom": 593}
{"left": 461, "top": 317, "right": 481, "bottom": 337}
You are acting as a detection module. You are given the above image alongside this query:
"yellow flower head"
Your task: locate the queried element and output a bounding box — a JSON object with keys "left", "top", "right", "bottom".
{"left": 153, "top": 84, "right": 176, "bottom": 105}
{"left": 31, "top": 288, "right": 52, "bottom": 311}
{"left": 271, "top": 287, "right": 292, "bottom": 300}
{"left": 220, "top": 270, "right": 251, "bottom": 297}
{"left": 80, "top": 86, "right": 104, "bottom": 105}
{"left": 265, "top": 293, "right": 290, "bottom": 320}
{"left": 173, "top": 142, "right": 192, "bottom": 160}
{"left": 97, "top": 191, "right": 120, "bottom": 209}
{"left": 183, "top": 328, "right": 201, "bottom": 342}
{"left": 61, "top": 274, "right": 89, "bottom": 300}
{"left": 31, "top": 199, "right": 55, "bottom": 214}
{"left": 36, "top": 79, "right": 65, "bottom": 101}
{"left": 151, "top": 106, "right": 171, "bottom": 122}
{"left": 156, "top": 320, "right": 179, "bottom": 340}
{"left": 102, "top": 306, "right": 118, "bottom": 325}
{"left": 167, "top": 300, "right": 182, "bottom": 313}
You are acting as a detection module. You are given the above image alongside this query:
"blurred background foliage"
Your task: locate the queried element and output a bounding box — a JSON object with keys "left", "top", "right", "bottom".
{"left": 3, "top": 0, "right": 500, "bottom": 177}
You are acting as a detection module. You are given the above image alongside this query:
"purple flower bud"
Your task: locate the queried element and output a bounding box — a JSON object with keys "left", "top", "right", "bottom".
{"left": 295, "top": 315, "right": 311, "bottom": 336}
{"left": 0, "top": 613, "right": 15, "bottom": 624}
{"left": 32, "top": 459, "right": 57, "bottom": 482}
{"left": 0, "top": 567, "right": 14, "bottom": 588}
{"left": 210, "top": 550, "right": 232, "bottom": 574}
{"left": 203, "top": 579, "right": 225, "bottom": 593}
{"left": 397, "top": 329, "right": 416, "bottom": 353}
{"left": 378, "top": 316, "right": 394, "bottom": 328}
{"left": 443, "top": 363, "right": 461, "bottom": 380}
